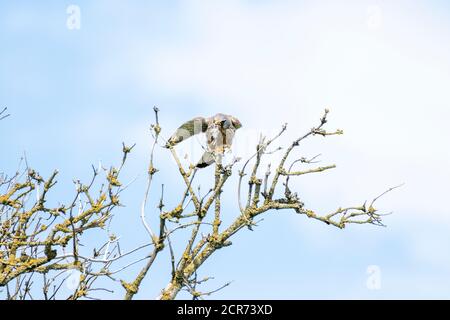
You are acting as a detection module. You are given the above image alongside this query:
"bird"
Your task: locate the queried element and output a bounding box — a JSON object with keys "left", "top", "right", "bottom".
{"left": 165, "top": 113, "right": 242, "bottom": 168}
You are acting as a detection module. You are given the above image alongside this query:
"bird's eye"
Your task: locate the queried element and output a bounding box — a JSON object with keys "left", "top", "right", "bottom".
{"left": 222, "top": 119, "right": 231, "bottom": 129}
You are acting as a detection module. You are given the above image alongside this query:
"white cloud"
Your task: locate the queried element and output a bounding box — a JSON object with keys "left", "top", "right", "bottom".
{"left": 131, "top": 0, "right": 450, "bottom": 223}
{"left": 88, "top": 0, "right": 450, "bottom": 235}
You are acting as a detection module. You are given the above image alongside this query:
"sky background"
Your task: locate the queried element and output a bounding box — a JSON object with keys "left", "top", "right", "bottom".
{"left": 1, "top": 0, "right": 450, "bottom": 299}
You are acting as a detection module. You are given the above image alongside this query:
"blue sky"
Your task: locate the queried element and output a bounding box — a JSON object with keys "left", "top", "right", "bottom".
{"left": 1, "top": 0, "right": 450, "bottom": 299}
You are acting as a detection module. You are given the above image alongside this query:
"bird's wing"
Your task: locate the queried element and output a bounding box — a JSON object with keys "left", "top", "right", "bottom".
{"left": 230, "top": 116, "right": 242, "bottom": 129}
{"left": 195, "top": 151, "right": 216, "bottom": 168}
{"left": 166, "top": 117, "right": 208, "bottom": 147}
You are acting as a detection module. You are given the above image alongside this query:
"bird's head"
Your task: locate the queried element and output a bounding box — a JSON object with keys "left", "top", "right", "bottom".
{"left": 213, "top": 114, "right": 242, "bottom": 130}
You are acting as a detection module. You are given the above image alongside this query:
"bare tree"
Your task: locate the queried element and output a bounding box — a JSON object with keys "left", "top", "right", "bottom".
{"left": 0, "top": 107, "right": 397, "bottom": 300}
{"left": 0, "top": 108, "right": 10, "bottom": 121}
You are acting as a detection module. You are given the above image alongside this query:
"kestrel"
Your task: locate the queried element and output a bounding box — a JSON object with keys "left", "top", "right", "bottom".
{"left": 166, "top": 113, "right": 242, "bottom": 168}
